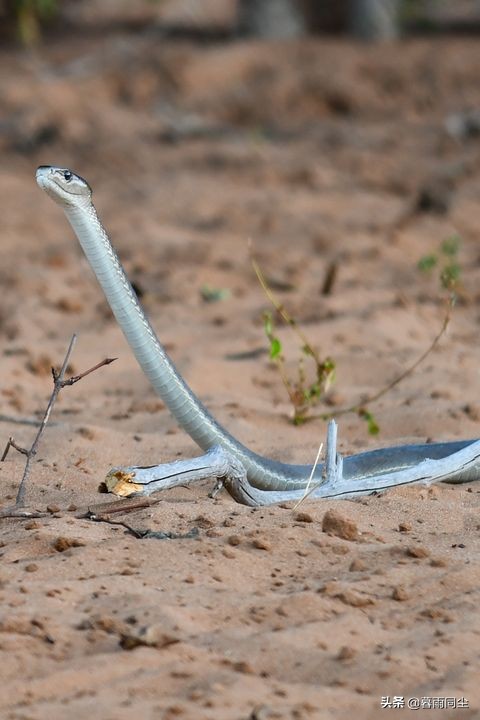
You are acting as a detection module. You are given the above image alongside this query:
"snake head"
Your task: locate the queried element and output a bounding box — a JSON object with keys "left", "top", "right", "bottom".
{"left": 36, "top": 166, "right": 92, "bottom": 207}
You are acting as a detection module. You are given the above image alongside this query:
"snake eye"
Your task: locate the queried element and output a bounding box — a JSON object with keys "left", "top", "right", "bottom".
{"left": 63, "top": 170, "right": 73, "bottom": 182}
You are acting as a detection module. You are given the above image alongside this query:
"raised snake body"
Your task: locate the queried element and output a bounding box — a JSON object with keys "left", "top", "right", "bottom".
{"left": 35, "top": 165, "right": 480, "bottom": 504}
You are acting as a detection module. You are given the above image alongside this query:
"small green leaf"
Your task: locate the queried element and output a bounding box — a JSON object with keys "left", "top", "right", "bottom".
{"left": 359, "top": 409, "right": 380, "bottom": 436}
{"left": 319, "top": 358, "right": 335, "bottom": 379}
{"left": 441, "top": 235, "right": 460, "bottom": 257}
{"left": 440, "top": 263, "right": 460, "bottom": 290}
{"left": 417, "top": 254, "right": 437, "bottom": 272}
{"left": 200, "top": 284, "right": 230, "bottom": 303}
{"left": 303, "top": 383, "right": 321, "bottom": 402}
{"left": 269, "top": 337, "right": 282, "bottom": 360}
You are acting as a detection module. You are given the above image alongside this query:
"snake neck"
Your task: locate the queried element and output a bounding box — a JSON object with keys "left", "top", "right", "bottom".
{"left": 63, "top": 203, "right": 265, "bottom": 465}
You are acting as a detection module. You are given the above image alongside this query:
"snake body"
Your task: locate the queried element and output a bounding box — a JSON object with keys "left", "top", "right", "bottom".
{"left": 36, "top": 166, "right": 480, "bottom": 493}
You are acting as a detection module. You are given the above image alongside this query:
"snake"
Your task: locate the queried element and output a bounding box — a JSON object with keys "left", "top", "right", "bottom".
{"left": 35, "top": 165, "right": 480, "bottom": 503}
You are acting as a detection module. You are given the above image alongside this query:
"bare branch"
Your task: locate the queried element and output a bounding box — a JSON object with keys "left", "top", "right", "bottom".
{"left": 0, "top": 335, "right": 116, "bottom": 519}
{"left": 1, "top": 437, "right": 29, "bottom": 461}
{"left": 61, "top": 357, "right": 116, "bottom": 387}
{"left": 315, "top": 294, "right": 455, "bottom": 423}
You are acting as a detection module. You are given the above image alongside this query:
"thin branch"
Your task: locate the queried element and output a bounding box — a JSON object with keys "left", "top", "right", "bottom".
{"left": 314, "top": 294, "right": 454, "bottom": 422}
{"left": 321, "top": 260, "right": 338, "bottom": 296}
{"left": 61, "top": 357, "right": 116, "bottom": 386}
{"left": 1, "top": 437, "right": 29, "bottom": 461}
{"left": 0, "top": 335, "right": 116, "bottom": 518}
{"left": 14, "top": 334, "right": 76, "bottom": 506}
{"left": 292, "top": 440, "right": 323, "bottom": 511}
{"left": 251, "top": 247, "right": 317, "bottom": 357}
{"left": 81, "top": 496, "right": 161, "bottom": 518}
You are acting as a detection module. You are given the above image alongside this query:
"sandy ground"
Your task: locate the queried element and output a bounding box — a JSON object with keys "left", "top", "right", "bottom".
{"left": 0, "top": 20, "right": 480, "bottom": 720}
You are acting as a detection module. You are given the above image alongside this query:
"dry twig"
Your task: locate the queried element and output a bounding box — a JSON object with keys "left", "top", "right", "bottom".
{"left": 0, "top": 334, "right": 116, "bottom": 519}
{"left": 314, "top": 293, "right": 455, "bottom": 424}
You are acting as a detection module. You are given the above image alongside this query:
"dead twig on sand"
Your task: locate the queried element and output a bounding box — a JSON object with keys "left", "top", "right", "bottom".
{"left": 77, "top": 497, "right": 199, "bottom": 540}
{"left": 80, "top": 497, "right": 199, "bottom": 540}
{"left": 85, "top": 510, "right": 200, "bottom": 540}
{"left": 0, "top": 334, "right": 116, "bottom": 519}
{"left": 314, "top": 294, "right": 455, "bottom": 430}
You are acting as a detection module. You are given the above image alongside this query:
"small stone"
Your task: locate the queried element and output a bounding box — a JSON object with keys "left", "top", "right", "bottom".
{"left": 55, "top": 297, "right": 83, "bottom": 313}
{"left": 322, "top": 509, "right": 359, "bottom": 541}
{"left": 227, "top": 534, "right": 242, "bottom": 546}
{"left": 331, "top": 544, "right": 350, "bottom": 555}
{"left": 120, "top": 624, "right": 180, "bottom": 650}
{"left": 193, "top": 515, "right": 215, "bottom": 528}
{"left": 317, "top": 580, "right": 340, "bottom": 596}
{"left": 164, "top": 705, "right": 184, "bottom": 717}
{"left": 392, "top": 585, "right": 409, "bottom": 601}
{"left": 77, "top": 427, "right": 96, "bottom": 440}
{"left": 46, "top": 504, "right": 61, "bottom": 514}
{"left": 335, "top": 590, "right": 374, "bottom": 607}
{"left": 337, "top": 645, "right": 356, "bottom": 661}
{"left": 94, "top": 615, "right": 127, "bottom": 635}
{"left": 53, "top": 536, "right": 85, "bottom": 552}
{"left": 406, "top": 545, "right": 430, "bottom": 559}
{"left": 293, "top": 511, "right": 313, "bottom": 523}
{"left": 24, "top": 563, "right": 38, "bottom": 573}
{"left": 252, "top": 537, "right": 271, "bottom": 551}
{"left": 398, "top": 522, "right": 412, "bottom": 532}
{"left": 430, "top": 557, "right": 448, "bottom": 568}
{"left": 349, "top": 558, "right": 367, "bottom": 572}
{"left": 463, "top": 403, "right": 480, "bottom": 421}
{"left": 24, "top": 521, "right": 40, "bottom": 530}
{"left": 205, "top": 529, "right": 221, "bottom": 538}
{"left": 232, "top": 660, "right": 254, "bottom": 674}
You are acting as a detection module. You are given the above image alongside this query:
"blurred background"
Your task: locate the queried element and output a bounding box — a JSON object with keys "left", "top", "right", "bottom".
{"left": 4, "top": 0, "right": 480, "bottom": 44}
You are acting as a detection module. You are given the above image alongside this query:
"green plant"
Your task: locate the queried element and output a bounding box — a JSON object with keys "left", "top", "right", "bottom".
{"left": 252, "top": 255, "right": 335, "bottom": 426}
{"left": 2, "top": 0, "right": 59, "bottom": 45}
{"left": 253, "top": 245, "right": 454, "bottom": 435}
{"left": 418, "top": 234, "right": 462, "bottom": 294}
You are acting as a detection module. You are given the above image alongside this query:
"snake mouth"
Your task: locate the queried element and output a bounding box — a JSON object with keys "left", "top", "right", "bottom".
{"left": 36, "top": 166, "right": 63, "bottom": 202}
{"left": 36, "top": 165, "right": 51, "bottom": 188}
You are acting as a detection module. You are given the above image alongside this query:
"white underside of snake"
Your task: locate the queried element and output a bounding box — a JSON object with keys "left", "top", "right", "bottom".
{"left": 36, "top": 166, "right": 480, "bottom": 506}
